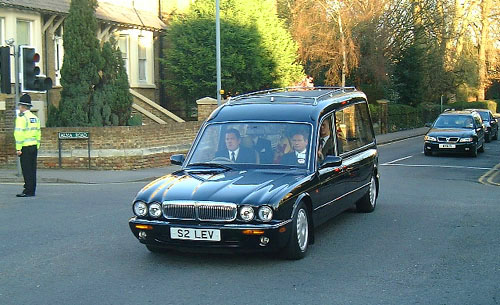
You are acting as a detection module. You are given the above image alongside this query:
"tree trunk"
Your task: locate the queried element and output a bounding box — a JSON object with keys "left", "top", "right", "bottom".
{"left": 477, "top": 0, "right": 491, "bottom": 101}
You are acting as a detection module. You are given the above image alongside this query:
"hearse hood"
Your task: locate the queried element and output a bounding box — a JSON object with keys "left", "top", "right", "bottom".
{"left": 135, "top": 169, "right": 306, "bottom": 206}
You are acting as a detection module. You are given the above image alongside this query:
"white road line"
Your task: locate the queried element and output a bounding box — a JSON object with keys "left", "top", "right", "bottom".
{"left": 383, "top": 155, "right": 414, "bottom": 165}
{"left": 381, "top": 163, "right": 493, "bottom": 171}
{"left": 378, "top": 137, "right": 416, "bottom": 146}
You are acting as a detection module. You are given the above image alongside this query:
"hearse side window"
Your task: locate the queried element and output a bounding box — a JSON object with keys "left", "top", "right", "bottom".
{"left": 317, "top": 115, "right": 335, "bottom": 163}
{"left": 335, "top": 101, "right": 373, "bottom": 154}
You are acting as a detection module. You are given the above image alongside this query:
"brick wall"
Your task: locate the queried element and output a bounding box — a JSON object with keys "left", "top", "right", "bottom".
{"left": 37, "top": 122, "right": 202, "bottom": 169}
{"left": 0, "top": 96, "right": 16, "bottom": 165}
{"left": 0, "top": 119, "right": 201, "bottom": 169}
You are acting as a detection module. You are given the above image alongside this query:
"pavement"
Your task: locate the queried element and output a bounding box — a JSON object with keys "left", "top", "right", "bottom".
{"left": 0, "top": 127, "right": 433, "bottom": 185}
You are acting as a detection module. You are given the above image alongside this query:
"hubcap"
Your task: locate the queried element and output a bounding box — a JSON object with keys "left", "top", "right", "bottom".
{"left": 369, "top": 177, "right": 376, "bottom": 207}
{"left": 296, "top": 209, "right": 309, "bottom": 251}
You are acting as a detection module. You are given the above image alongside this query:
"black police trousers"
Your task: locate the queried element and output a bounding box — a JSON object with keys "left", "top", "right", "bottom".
{"left": 20, "top": 145, "right": 38, "bottom": 195}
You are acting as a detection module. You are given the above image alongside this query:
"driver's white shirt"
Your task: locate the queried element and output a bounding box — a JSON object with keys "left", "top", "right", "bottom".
{"left": 229, "top": 147, "right": 240, "bottom": 160}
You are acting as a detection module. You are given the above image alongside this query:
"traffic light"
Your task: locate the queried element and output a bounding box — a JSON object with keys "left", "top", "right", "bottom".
{"left": 20, "top": 46, "right": 52, "bottom": 92}
{"left": 0, "top": 46, "right": 11, "bottom": 94}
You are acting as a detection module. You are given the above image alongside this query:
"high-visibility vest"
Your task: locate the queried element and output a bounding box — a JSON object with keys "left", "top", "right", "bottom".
{"left": 14, "top": 110, "right": 41, "bottom": 150}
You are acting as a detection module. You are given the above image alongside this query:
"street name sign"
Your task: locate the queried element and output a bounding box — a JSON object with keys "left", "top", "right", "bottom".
{"left": 58, "top": 132, "right": 89, "bottom": 140}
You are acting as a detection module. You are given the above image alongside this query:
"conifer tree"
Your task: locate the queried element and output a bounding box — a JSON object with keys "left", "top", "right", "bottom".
{"left": 51, "top": 0, "right": 103, "bottom": 126}
{"left": 93, "top": 38, "right": 133, "bottom": 126}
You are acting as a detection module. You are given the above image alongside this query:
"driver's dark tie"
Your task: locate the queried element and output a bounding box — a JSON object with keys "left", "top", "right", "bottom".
{"left": 231, "top": 151, "right": 235, "bottom": 162}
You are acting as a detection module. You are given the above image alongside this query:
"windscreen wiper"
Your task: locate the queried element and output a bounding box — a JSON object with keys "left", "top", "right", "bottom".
{"left": 186, "top": 162, "right": 232, "bottom": 170}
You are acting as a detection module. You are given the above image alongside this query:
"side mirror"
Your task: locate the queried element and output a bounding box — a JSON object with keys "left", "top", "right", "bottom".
{"left": 320, "top": 155, "right": 342, "bottom": 169}
{"left": 424, "top": 122, "right": 432, "bottom": 128}
{"left": 170, "top": 154, "right": 185, "bottom": 166}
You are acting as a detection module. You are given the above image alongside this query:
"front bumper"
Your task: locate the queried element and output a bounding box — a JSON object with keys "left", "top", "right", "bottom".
{"left": 129, "top": 217, "right": 293, "bottom": 253}
{"left": 424, "top": 141, "right": 477, "bottom": 154}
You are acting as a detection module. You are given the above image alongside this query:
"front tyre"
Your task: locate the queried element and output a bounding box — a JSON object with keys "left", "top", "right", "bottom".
{"left": 283, "top": 202, "right": 309, "bottom": 260}
{"left": 356, "top": 176, "right": 377, "bottom": 213}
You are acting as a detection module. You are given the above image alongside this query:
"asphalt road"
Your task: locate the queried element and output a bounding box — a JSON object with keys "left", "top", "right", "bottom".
{"left": 1, "top": 136, "right": 499, "bottom": 305}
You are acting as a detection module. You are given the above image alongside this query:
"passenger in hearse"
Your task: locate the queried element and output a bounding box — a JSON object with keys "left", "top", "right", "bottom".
{"left": 317, "top": 119, "right": 334, "bottom": 162}
{"left": 281, "top": 129, "right": 309, "bottom": 166}
{"left": 215, "top": 128, "right": 257, "bottom": 163}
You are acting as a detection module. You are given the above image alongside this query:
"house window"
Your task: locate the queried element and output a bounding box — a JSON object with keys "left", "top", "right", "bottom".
{"left": 118, "top": 35, "right": 129, "bottom": 77}
{"left": 138, "top": 35, "right": 147, "bottom": 82}
{"left": 17, "top": 19, "right": 32, "bottom": 46}
{"left": 54, "top": 36, "right": 64, "bottom": 86}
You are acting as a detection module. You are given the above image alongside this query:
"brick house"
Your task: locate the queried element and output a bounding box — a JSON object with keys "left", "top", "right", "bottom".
{"left": 0, "top": 0, "right": 194, "bottom": 126}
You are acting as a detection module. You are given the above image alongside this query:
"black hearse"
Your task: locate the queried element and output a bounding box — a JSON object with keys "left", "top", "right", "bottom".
{"left": 129, "top": 87, "right": 379, "bottom": 259}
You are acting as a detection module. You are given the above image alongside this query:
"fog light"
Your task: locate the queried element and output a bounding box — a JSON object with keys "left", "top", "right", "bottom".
{"left": 138, "top": 231, "right": 147, "bottom": 240}
{"left": 260, "top": 236, "right": 270, "bottom": 246}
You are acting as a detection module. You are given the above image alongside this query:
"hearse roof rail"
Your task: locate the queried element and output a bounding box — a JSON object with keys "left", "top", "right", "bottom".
{"left": 227, "top": 86, "right": 357, "bottom": 106}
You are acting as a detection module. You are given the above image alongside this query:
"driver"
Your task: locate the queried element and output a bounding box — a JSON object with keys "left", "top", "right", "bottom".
{"left": 215, "top": 128, "right": 256, "bottom": 163}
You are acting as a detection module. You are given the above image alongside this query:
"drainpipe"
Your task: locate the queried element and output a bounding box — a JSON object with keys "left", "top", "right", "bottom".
{"left": 43, "top": 14, "right": 51, "bottom": 125}
{"left": 158, "top": 0, "right": 166, "bottom": 108}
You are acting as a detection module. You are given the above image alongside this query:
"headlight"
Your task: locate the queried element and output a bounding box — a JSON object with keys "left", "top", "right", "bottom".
{"left": 258, "top": 206, "right": 273, "bottom": 222}
{"left": 133, "top": 201, "right": 148, "bottom": 217}
{"left": 149, "top": 202, "right": 162, "bottom": 218}
{"left": 460, "top": 137, "right": 473, "bottom": 142}
{"left": 240, "top": 206, "right": 255, "bottom": 222}
{"left": 424, "top": 135, "right": 436, "bottom": 141}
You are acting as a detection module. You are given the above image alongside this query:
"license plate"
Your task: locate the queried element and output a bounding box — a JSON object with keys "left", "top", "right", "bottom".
{"left": 439, "top": 144, "right": 456, "bottom": 148}
{"left": 170, "top": 227, "right": 221, "bottom": 241}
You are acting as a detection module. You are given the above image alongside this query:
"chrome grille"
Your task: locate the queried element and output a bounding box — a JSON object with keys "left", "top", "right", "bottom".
{"left": 162, "top": 201, "right": 237, "bottom": 222}
{"left": 437, "top": 137, "right": 459, "bottom": 143}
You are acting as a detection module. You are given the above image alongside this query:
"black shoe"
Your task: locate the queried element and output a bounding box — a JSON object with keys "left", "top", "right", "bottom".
{"left": 16, "top": 193, "right": 34, "bottom": 197}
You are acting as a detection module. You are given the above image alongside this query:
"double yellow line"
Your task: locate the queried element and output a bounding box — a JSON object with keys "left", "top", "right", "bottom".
{"left": 479, "top": 163, "right": 500, "bottom": 186}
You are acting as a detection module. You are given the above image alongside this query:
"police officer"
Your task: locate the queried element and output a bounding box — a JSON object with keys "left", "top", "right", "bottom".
{"left": 14, "top": 94, "right": 41, "bottom": 197}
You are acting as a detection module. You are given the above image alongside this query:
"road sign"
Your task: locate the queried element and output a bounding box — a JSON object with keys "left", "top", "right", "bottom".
{"left": 58, "top": 132, "right": 89, "bottom": 139}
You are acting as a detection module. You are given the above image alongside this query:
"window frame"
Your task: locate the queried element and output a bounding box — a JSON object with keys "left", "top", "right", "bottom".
{"left": 16, "top": 19, "right": 33, "bottom": 46}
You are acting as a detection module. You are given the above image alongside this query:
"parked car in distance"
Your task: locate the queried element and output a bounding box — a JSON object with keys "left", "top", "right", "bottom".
{"left": 464, "top": 109, "right": 498, "bottom": 142}
{"left": 129, "top": 87, "right": 379, "bottom": 260}
{"left": 424, "top": 110, "right": 485, "bottom": 157}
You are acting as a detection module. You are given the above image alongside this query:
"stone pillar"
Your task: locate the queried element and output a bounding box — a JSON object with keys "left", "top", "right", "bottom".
{"left": 377, "top": 99, "right": 389, "bottom": 134}
{"left": 196, "top": 97, "right": 219, "bottom": 121}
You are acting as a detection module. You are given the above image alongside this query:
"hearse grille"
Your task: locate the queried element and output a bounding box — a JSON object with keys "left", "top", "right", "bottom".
{"left": 162, "top": 201, "right": 237, "bottom": 222}
{"left": 437, "top": 137, "right": 459, "bottom": 143}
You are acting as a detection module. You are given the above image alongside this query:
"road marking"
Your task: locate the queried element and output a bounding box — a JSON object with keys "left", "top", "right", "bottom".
{"left": 378, "top": 137, "right": 417, "bottom": 146}
{"left": 381, "top": 163, "right": 494, "bottom": 171}
{"left": 479, "top": 163, "right": 500, "bottom": 186}
{"left": 383, "top": 155, "right": 414, "bottom": 165}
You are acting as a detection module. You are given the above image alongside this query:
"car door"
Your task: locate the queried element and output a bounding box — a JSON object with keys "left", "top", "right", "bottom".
{"left": 473, "top": 114, "right": 485, "bottom": 146}
{"left": 335, "top": 101, "right": 377, "bottom": 204}
{"left": 310, "top": 114, "right": 350, "bottom": 225}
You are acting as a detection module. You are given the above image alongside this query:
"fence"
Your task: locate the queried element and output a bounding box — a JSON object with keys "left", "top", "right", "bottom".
{"left": 369, "top": 103, "right": 441, "bottom": 135}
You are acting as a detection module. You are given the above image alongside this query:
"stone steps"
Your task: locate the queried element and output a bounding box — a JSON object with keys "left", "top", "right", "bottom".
{"left": 130, "top": 89, "right": 184, "bottom": 125}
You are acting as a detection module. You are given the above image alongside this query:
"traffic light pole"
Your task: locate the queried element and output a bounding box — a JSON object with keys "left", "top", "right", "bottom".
{"left": 12, "top": 44, "right": 21, "bottom": 177}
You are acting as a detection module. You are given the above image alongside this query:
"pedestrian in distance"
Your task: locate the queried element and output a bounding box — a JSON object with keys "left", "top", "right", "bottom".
{"left": 14, "top": 93, "right": 41, "bottom": 197}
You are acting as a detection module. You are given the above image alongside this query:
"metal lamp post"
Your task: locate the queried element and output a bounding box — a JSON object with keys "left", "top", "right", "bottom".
{"left": 216, "top": 0, "right": 222, "bottom": 105}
